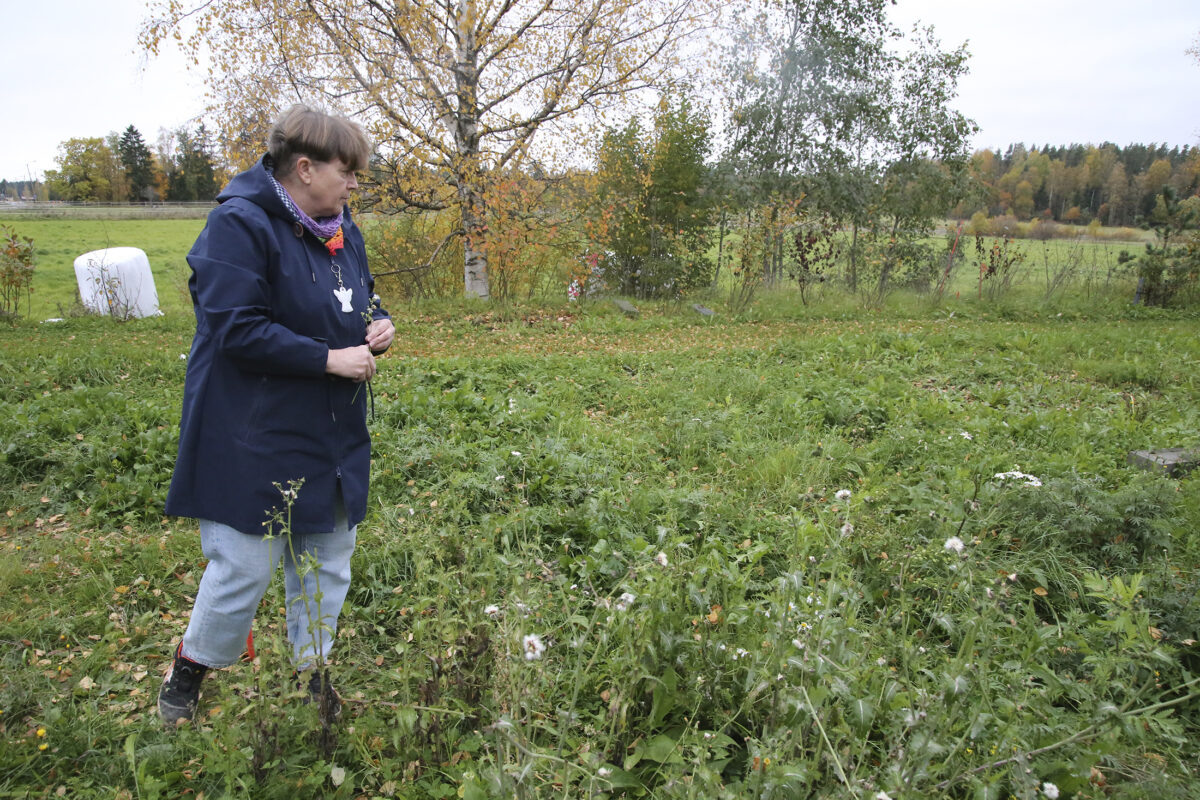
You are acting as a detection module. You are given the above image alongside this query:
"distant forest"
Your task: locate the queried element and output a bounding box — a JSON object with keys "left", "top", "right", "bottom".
{"left": 5, "top": 140, "right": 1199, "bottom": 232}
{"left": 956, "top": 142, "right": 1199, "bottom": 227}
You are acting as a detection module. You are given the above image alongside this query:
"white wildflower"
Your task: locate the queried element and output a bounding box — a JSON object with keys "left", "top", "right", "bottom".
{"left": 598, "top": 767, "right": 613, "bottom": 778}
{"left": 944, "top": 536, "right": 965, "bottom": 553}
{"left": 522, "top": 633, "right": 546, "bottom": 661}
{"left": 1041, "top": 782, "right": 1059, "bottom": 799}
{"left": 495, "top": 474, "right": 505, "bottom": 482}
{"left": 959, "top": 431, "right": 973, "bottom": 440}
{"left": 876, "top": 792, "right": 894, "bottom": 800}
{"left": 841, "top": 522, "right": 854, "bottom": 537}
{"left": 179, "top": 353, "right": 187, "bottom": 360}
{"left": 511, "top": 451, "right": 522, "bottom": 457}
{"left": 615, "top": 592, "right": 636, "bottom": 611}
{"left": 654, "top": 551, "right": 669, "bottom": 567}
{"left": 994, "top": 470, "right": 1042, "bottom": 487}
{"left": 484, "top": 604, "right": 500, "bottom": 617}
{"left": 835, "top": 489, "right": 852, "bottom": 501}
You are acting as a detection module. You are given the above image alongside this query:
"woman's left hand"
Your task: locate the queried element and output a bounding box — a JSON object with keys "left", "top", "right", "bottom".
{"left": 366, "top": 318, "right": 395, "bottom": 353}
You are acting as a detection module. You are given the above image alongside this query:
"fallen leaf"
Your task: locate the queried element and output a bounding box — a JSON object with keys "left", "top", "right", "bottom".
{"left": 1148, "top": 626, "right": 1163, "bottom": 641}
{"left": 77, "top": 676, "right": 95, "bottom": 690}
{"left": 1032, "top": 587, "right": 1048, "bottom": 596}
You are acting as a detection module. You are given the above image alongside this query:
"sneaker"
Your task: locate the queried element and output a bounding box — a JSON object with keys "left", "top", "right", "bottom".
{"left": 158, "top": 643, "right": 208, "bottom": 726}
{"left": 302, "top": 669, "right": 343, "bottom": 719}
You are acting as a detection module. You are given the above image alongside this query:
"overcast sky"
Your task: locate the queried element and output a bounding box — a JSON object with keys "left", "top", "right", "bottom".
{"left": 2, "top": 0, "right": 1198, "bottom": 181}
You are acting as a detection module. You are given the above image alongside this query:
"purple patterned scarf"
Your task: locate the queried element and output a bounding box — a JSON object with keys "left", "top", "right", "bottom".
{"left": 266, "top": 163, "right": 343, "bottom": 240}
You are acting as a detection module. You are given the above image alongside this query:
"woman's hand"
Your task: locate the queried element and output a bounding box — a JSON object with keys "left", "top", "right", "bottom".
{"left": 366, "top": 318, "right": 395, "bottom": 353}
{"left": 326, "top": 345, "right": 376, "bottom": 382}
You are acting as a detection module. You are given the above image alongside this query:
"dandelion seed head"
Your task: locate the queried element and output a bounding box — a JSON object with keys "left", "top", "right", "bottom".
{"left": 522, "top": 633, "right": 546, "bottom": 661}
{"left": 654, "top": 551, "right": 669, "bottom": 567}
{"left": 484, "top": 604, "right": 500, "bottom": 617}
{"left": 835, "top": 489, "right": 852, "bottom": 501}
{"left": 840, "top": 522, "right": 854, "bottom": 537}
{"left": 944, "top": 536, "right": 965, "bottom": 553}
{"left": 1041, "top": 782, "right": 1059, "bottom": 799}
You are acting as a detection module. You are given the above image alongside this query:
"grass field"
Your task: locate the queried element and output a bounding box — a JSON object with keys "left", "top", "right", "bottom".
{"left": 0, "top": 219, "right": 205, "bottom": 319}
{"left": 0, "top": 218, "right": 1198, "bottom": 799}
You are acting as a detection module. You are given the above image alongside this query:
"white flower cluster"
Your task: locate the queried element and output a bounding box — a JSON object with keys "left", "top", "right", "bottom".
{"left": 943, "top": 536, "right": 965, "bottom": 553}
{"left": 994, "top": 470, "right": 1043, "bottom": 487}
{"left": 834, "top": 489, "right": 852, "bottom": 501}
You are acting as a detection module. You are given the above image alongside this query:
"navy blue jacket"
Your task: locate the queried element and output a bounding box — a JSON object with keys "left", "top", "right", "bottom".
{"left": 165, "top": 157, "right": 389, "bottom": 534}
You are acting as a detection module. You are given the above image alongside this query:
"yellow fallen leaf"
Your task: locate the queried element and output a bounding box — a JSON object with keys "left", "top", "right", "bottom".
{"left": 1148, "top": 626, "right": 1163, "bottom": 640}
{"left": 1033, "top": 587, "right": 1048, "bottom": 596}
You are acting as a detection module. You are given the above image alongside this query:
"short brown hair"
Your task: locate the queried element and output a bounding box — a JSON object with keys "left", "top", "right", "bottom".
{"left": 268, "top": 105, "right": 372, "bottom": 178}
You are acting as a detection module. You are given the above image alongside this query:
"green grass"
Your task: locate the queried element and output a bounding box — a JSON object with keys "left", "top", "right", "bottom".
{"left": 1, "top": 219, "right": 205, "bottom": 319}
{"left": 1, "top": 278, "right": 1198, "bottom": 798}
{"left": 1, "top": 218, "right": 1199, "bottom": 797}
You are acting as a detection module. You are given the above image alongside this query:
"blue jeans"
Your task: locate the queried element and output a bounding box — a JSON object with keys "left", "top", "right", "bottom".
{"left": 180, "top": 501, "right": 356, "bottom": 669}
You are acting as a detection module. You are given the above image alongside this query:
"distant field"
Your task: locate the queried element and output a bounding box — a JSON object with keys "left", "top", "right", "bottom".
{"left": 0, "top": 218, "right": 206, "bottom": 319}
{"left": 2, "top": 215, "right": 1155, "bottom": 322}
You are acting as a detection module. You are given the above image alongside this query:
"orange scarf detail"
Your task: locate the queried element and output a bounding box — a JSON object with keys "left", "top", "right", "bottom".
{"left": 324, "top": 226, "right": 345, "bottom": 256}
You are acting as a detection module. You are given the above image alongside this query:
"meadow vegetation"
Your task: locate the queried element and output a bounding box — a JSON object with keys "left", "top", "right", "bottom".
{"left": 0, "top": 216, "right": 1198, "bottom": 798}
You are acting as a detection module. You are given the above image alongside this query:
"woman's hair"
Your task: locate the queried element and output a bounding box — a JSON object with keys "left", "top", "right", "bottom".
{"left": 268, "top": 105, "right": 372, "bottom": 178}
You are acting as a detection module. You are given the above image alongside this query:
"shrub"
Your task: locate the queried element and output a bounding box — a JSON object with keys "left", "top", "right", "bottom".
{"left": 0, "top": 225, "right": 35, "bottom": 320}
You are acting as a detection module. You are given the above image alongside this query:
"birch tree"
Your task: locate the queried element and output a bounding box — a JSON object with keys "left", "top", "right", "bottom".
{"left": 141, "top": 0, "right": 714, "bottom": 298}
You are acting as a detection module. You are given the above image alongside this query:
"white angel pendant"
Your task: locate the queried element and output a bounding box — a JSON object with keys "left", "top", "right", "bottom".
{"left": 333, "top": 285, "right": 354, "bottom": 313}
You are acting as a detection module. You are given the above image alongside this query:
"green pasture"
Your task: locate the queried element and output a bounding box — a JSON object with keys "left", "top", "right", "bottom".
{"left": 0, "top": 218, "right": 205, "bottom": 319}
{"left": 0, "top": 213, "right": 1159, "bottom": 326}
{"left": 1, "top": 230, "right": 1199, "bottom": 798}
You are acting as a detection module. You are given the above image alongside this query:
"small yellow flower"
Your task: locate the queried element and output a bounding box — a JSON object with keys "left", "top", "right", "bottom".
{"left": 36, "top": 728, "right": 46, "bottom": 738}
{"left": 38, "top": 743, "right": 48, "bottom": 751}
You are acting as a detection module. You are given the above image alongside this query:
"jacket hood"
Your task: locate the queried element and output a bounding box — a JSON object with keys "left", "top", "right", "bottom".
{"left": 216, "top": 156, "right": 291, "bottom": 219}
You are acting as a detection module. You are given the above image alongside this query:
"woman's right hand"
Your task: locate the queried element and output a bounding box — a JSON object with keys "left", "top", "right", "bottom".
{"left": 326, "top": 345, "right": 376, "bottom": 382}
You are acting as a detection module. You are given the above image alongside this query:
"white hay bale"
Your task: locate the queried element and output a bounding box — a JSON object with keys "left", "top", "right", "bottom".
{"left": 73, "top": 247, "right": 161, "bottom": 319}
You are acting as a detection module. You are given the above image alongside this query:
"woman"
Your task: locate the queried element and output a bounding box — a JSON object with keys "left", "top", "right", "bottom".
{"left": 158, "top": 106, "right": 394, "bottom": 726}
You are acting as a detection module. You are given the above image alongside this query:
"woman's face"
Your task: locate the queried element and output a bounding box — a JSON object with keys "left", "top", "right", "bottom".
{"left": 297, "top": 157, "right": 358, "bottom": 218}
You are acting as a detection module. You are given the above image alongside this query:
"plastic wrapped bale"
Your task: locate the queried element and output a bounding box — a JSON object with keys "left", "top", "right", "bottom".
{"left": 73, "top": 247, "right": 161, "bottom": 319}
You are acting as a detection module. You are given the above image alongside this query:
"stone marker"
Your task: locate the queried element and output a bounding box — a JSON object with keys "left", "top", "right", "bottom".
{"left": 692, "top": 304, "right": 714, "bottom": 316}
{"left": 613, "top": 299, "right": 639, "bottom": 317}
{"left": 1127, "top": 448, "right": 1199, "bottom": 478}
